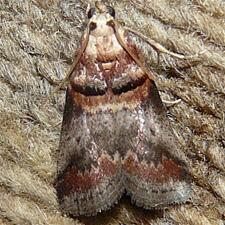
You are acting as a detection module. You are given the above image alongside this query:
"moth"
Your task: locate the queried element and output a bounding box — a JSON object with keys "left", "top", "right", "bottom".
{"left": 56, "top": 2, "right": 192, "bottom": 216}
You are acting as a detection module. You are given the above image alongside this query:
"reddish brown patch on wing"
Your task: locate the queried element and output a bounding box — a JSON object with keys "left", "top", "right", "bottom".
{"left": 60, "top": 156, "right": 119, "bottom": 195}
{"left": 123, "top": 154, "right": 183, "bottom": 183}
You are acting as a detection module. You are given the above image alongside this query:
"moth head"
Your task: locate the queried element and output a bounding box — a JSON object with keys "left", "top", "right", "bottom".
{"left": 87, "top": 1, "right": 116, "bottom": 32}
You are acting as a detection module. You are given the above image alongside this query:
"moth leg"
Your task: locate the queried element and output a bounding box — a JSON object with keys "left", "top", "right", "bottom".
{"left": 162, "top": 99, "right": 181, "bottom": 105}
{"left": 48, "top": 30, "right": 91, "bottom": 96}
{"left": 37, "top": 72, "right": 63, "bottom": 86}
{"left": 124, "top": 26, "right": 204, "bottom": 60}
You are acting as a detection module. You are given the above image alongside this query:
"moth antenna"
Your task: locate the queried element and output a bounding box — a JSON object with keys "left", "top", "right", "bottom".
{"left": 113, "top": 21, "right": 154, "bottom": 81}
{"left": 48, "top": 29, "right": 90, "bottom": 98}
{"left": 86, "top": 3, "right": 91, "bottom": 14}
{"left": 95, "top": 1, "right": 107, "bottom": 13}
{"left": 124, "top": 26, "right": 205, "bottom": 60}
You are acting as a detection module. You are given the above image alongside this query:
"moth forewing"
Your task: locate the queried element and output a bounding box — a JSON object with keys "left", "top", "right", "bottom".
{"left": 56, "top": 2, "right": 192, "bottom": 216}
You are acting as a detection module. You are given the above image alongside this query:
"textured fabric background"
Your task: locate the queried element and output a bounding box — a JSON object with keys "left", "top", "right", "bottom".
{"left": 0, "top": 0, "right": 224, "bottom": 224}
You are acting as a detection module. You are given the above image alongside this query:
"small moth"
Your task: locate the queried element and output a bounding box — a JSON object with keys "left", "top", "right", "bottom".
{"left": 56, "top": 2, "right": 192, "bottom": 216}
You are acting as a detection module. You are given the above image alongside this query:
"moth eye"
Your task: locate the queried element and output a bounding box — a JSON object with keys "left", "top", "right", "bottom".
{"left": 107, "top": 6, "right": 115, "bottom": 18}
{"left": 89, "top": 22, "right": 97, "bottom": 31}
{"left": 87, "top": 8, "right": 95, "bottom": 19}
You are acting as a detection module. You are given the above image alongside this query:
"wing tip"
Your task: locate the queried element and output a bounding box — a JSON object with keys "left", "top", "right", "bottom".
{"left": 126, "top": 175, "right": 192, "bottom": 210}
{"left": 56, "top": 169, "right": 125, "bottom": 216}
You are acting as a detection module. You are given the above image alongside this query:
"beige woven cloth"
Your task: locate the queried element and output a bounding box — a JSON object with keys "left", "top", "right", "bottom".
{"left": 0, "top": 0, "right": 224, "bottom": 224}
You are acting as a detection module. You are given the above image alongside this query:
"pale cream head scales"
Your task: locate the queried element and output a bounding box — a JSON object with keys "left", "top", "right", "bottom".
{"left": 87, "top": 2, "right": 116, "bottom": 36}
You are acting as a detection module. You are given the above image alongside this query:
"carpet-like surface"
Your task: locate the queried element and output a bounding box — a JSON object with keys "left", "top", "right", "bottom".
{"left": 0, "top": 0, "right": 224, "bottom": 224}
